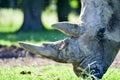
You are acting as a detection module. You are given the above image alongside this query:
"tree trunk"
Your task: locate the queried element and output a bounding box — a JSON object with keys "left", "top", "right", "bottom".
{"left": 57, "top": 0, "right": 71, "bottom": 21}
{"left": 75, "top": 0, "right": 81, "bottom": 15}
{"left": 19, "top": 0, "right": 44, "bottom": 31}
{"left": 0, "top": 0, "right": 9, "bottom": 8}
{"left": 9, "top": 0, "right": 17, "bottom": 8}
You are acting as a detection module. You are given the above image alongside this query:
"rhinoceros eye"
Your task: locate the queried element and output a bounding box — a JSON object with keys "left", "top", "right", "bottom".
{"left": 96, "top": 28, "right": 105, "bottom": 41}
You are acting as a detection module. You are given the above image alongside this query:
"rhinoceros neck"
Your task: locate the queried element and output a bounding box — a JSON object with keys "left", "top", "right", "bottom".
{"left": 103, "top": 0, "right": 120, "bottom": 42}
{"left": 102, "top": 39, "right": 120, "bottom": 69}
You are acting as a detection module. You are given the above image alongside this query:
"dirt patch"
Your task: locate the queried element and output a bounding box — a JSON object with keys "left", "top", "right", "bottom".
{"left": 0, "top": 45, "right": 66, "bottom": 67}
{"left": 0, "top": 45, "right": 119, "bottom": 68}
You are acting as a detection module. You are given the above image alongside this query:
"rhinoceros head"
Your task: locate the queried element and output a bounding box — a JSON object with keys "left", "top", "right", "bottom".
{"left": 19, "top": 0, "right": 120, "bottom": 79}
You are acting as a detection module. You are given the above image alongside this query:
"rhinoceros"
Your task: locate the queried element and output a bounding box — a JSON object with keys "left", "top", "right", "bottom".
{"left": 19, "top": 0, "right": 120, "bottom": 79}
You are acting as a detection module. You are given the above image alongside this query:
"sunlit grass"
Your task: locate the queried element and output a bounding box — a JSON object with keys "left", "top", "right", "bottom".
{"left": 0, "top": 8, "right": 23, "bottom": 32}
{"left": 42, "top": 11, "right": 58, "bottom": 30}
{"left": 0, "top": 30, "right": 67, "bottom": 46}
{"left": 0, "top": 66, "right": 80, "bottom": 80}
{"left": 103, "top": 68, "right": 120, "bottom": 80}
{"left": 0, "top": 65, "right": 119, "bottom": 80}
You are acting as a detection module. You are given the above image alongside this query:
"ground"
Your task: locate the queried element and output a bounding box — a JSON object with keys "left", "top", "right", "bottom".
{"left": 0, "top": 45, "right": 120, "bottom": 68}
{"left": 0, "top": 45, "right": 67, "bottom": 67}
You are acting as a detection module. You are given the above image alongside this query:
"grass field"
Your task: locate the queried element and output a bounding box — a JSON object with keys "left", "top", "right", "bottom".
{"left": 0, "top": 30, "right": 67, "bottom": 46}
{"left": 0, "top": 9, "right": 23, "bottom": 33}
{"left": 0, "top": 66, "right": 120, "bottom": 80}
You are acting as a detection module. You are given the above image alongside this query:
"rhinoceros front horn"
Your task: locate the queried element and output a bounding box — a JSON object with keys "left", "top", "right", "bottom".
{"left": 19, "top": 42, "right": 58, "bottom": 59}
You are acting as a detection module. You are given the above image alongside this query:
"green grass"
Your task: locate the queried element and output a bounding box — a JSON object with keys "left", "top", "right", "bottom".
{"left": 0, "top": 66, "right": 80, "bottom": 80}
{"left": 0, "top": 66, "right": 120, "bottom": 80}
{"left": 0, "top": 30, "right": 67, "bottom": 46}
{"left": 0, "top": 8, "right": 23, "bottom": 33}
{"left": 103, "top": 68, "right": 120, "bottom": 80}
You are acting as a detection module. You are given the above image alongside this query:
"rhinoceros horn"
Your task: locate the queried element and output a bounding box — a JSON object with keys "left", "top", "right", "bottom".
{"left": 19, "top": 42, "right": 58, "bottom": 59}
{"left": 52, "top": 22, "right": 85, "bottom": 37}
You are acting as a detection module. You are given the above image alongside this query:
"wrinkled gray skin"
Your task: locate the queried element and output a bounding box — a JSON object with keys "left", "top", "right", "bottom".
{"left": 19, "top": 0, "right": 120, "bottom": 79}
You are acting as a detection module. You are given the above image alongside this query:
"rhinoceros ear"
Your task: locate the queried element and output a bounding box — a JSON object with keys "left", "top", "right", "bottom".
{"left": 52, "top": 22, "right": 84, "bottom": 37}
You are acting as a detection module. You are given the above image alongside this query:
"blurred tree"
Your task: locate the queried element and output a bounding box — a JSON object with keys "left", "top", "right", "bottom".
{"left": 57, "top": 0, "right": 71, "bottom": 21}
{"left": 44, "top": 0, "right": 50, "bottom": 10}
{"left": 57, "top": 0, "right": 81, "bottom": 21}
{"left": 9, "top": 0, "right": 17, "bottom": 8}
{"left": 0, "top": 0, "right": 14, "bottom": 8}
{"left": 75, "top": 0, "right": 81, "bottom": 15}
{"left": 19, "top": 0, "right": 72, "bottom": 31}
{"left": 0, "top": 0, "right": 20, "bottom": 8}
{"left": 0, "top": 0, "right": 81, "bottom": 31}
{"left": 19, "top": 0, "right": 44, "bottom": 31}
{"left": 0, "top": 0, "right": 9, "bottom": 7}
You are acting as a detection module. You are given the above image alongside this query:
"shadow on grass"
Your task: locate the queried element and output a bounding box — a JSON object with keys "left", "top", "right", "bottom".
{"left": 0, "top": 30, "right": 67, "bottom": 46}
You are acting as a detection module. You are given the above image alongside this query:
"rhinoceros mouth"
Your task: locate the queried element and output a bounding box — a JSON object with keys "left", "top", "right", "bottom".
{"left": 86, "top": 63, "right": 104, "bottom": 79}
{"left": 73, "top": 61, "right": 104, "bottom": 79}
